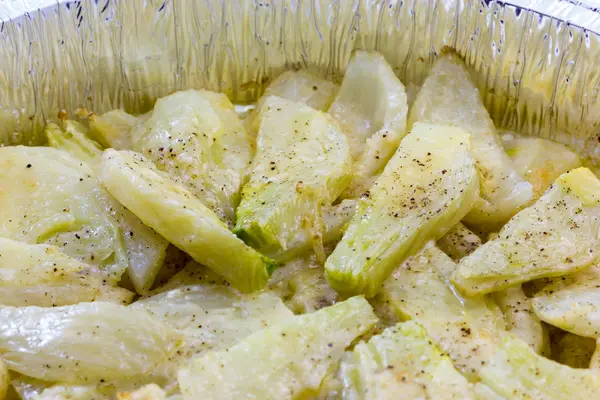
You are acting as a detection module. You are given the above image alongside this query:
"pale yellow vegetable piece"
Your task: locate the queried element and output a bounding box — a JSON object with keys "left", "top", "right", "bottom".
{"left": 131, "top": 89, "right": 254, "bottom": 226}
{"left": 0, "top": 358, "right": 7, "bottom": 400}
{"left": 492, "top": 286, "right": 545, "bottom": 353}
{"left": 234, "top": 96, "right": 352, "bottom": 258}
{"left": 90, "top": 109, "right": 146, "bottom": 150}
{"left": 45, "top": 121, "right": 103, "bottom": 167}
{"left": 501, "top": 132, "right": 581, "bottom": 198}
{"left": 133, "top": 284, "right": 293, "bottom": 380}
{"left": 0, "top": 146, "right": 128, "bottom": 283}
{"left": 246, "top": 70, "right": 338, "bottom": 133}
{"left": 474, "top": 383, "right": 506, "bottom": 400}
{"left": 339, "top": 321, "right": 475, "bottom": 400}
{"left": 46, "top": 121, "right": 169, "bottom": 294}
{"left": 553, "top": 332, "right": 596, "bottom": 368}
{"left": 0, "top": 302, "right": 182, "bottom": 383}
{"left": 437, "top": 222, "right": 482, "bottom": 261}
{"left": 325, "top": 122, "right": 479, "bottom": 297}
{"left": 453, "top": 167, "right": 600, "bottom": 296}
{"left": 118, "top": 210, "right": 169, "bottom": 295}
{"left": 532, "top": 264, "right": 600, "bottom": 298}
{"left": 117, "top": 384, "right": 167, "bottom": 400}
{"left": 533, "top": 278, "right": 600, "bottom": 338}
{"left": 328, "top": 50, "right": 408, "bottom": 198}
{"left": 409, "top": 54, "right": 532, "bottom": 229}
{"left": 376, "top": 242, "right": 504, "bottom": 380}
{"left": 270, "top": 199, "right": 358, "bottom": 262}
{"left": 480, "top": 335, "right": 600, "bottom": 399}
{"left": 100, "top": 149, "right": 276, "bottom": 293}
{"left": 0, "top": 238, "right": 133, "bottom": 307}
{"left": 178, "top": 296, "right": 377, "bottom": 400}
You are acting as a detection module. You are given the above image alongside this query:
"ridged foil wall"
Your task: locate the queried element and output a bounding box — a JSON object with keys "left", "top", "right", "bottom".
{"left": 2, "top": 0, "right": 600, "bottom": 165}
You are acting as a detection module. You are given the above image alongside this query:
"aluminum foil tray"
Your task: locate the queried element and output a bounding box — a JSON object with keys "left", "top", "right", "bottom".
{"left": 2, "top": 0, "right": 600, "bottom": 165}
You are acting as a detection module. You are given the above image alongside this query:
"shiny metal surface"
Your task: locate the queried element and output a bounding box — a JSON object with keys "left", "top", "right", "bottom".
{"left": 1, "top": 0, "right": 600, "bottom": 165}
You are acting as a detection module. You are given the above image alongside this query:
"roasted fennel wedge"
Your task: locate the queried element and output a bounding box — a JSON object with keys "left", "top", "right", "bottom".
{"left": 0, "top": 302, "right": 182, "bottom": 383}
{"left": 46, "top": 120, "right": 169, "bottom": 294}
{"left": 339, "top": 321, "right": 475, "bottom": 400}
{"left": 0, "top": 146, "right": 128, "bottom": 283}
{"left": 90, "top": 109, "right": 147, "bottom": 150}
{"left": 328, "top": 50, "right": 408, "bottom": 198}
{"left": 235, "top": 96, "right": 352, "bottom": 259}
{"left": 479, "top": 335, "right": 600, "bottom": 399}
{"left": 492, "top": 286, "right": 545, "bottom": 353}
{"left": 45, "top": 120, "right": 103, "bottom": 167}
{"left": 246, "top": 70, "right": 339, "bottom": 134}
{"left": 409, "top": 53, "right": 532, "bottom": 229}
{"left": 100, "top": 149, "right": 276, "bottom": 293}
{"left": 325, "top": 122, "right": 479, "bottom": 297}
{"left": 0, "top": 237, "right": 133, "bottom": 307}
{"left": 453, "top": 167, "right": 600, "bottom": 296}
{"left": 501, "top": 132, "right": 581, "bottom": 199}
{"left": 375, "top": 242, "right": 504, "bottom": 380}
{"left": 177, "top": 296, "right": 377, "bottom": 400}
{"left": 131, "top": 89, "right": 254, "bottom": 227}
{"left": 532, "top": 279, "right": 600, "bottom": 338}
{"left": 133, "top": 284, "right": 293, "bottom": 381}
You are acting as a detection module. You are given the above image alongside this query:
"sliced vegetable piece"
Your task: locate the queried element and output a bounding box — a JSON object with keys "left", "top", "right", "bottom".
{"left": 246, "top": 70, "right": 339, "bottom": 133}
{"left": 133, "top": 284, "right": 293, "bottom": 380}
{"left": 533, "top": 264, "right": 600, "bottom": 298}
{"left": 0, "top": 302, "right": 182, "bottom": 383}
{"left": 46, "top": 122, "right": 169, "bottom": 294}
{"left": 90, "top": 109, "right": 146, "bottom": 150}
{"left": 474, "top": 383, "right": 505, "bottom": 400}
{"left": 501, "top": 132, "right": 581, "bottom": 199}
{"left": 492, "top": 286, "right": 545, "bottom": 353}
{"left": 0, "top": 238, "right": 133, "bottom": 307}
{"left": 45, "top": 121, "right": 103, "bottom": 167}
{"left": 118, "top": 210, "right": 169, "bottom": 294}
{"left": 453, "top": 167, "right": 600, "bottom": 296}
{"left": 339, "top": 321, "right": 475, "bottom": 400}
{"left": 325, "top": 122, "right": 479, "bottom": 297}
{"left": 178, "top": 296, "right": 377, "bottom": 400}
{"left": 270, "top": 199, "right": 358, "bottom": 262}
{"left": 131, "top": 89, "right": 254, "bottom": 226}
{"left": 235, "top": 96, "right": 352, "bottom": 258}
{"left": 480, "top": 335, "right": 600, "bottom": 399}
{"left": 328, "top": 50, "right": 408, "bottom": 198}
{"left": 375, "top": 242, "right": 503, "bottom": 380}
{"left": 437, "top": 222, "right": 482, "bottom": 261}
{"left": 553, "top": 332, "right": 596, "bottom": 368}
{"left": 409, "top": 53, "right": 532, "bottom": 229}
{"left": 0, "top": 146, "right": 128, "bottom": 283}
{"left": 532, "top": 279, "right": 600, "bottom": 338}
{"left": 100, "top": 149, "right": 276, "bottom": 293}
